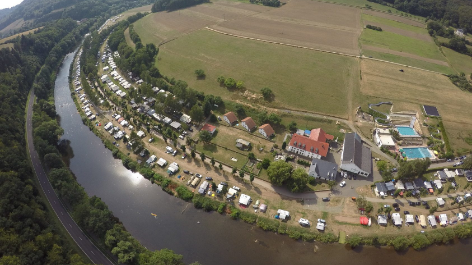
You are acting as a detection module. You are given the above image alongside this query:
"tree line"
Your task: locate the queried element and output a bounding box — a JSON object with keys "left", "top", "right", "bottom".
{"left": 249, "top": 0, "right": 281, "bottom": 8}
{"left": 151, "top": 0, "right": 209, "bottom": 12}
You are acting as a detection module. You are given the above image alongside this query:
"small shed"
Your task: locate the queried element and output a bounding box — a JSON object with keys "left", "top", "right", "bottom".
{"left": 375, "top": 182, "right": 387, "bottom": 197}
{"left": 395, "top": 180, "right": 405, "bottom": 190}
{"left": 236, "top": 139, "right": 251, "bottom": 150}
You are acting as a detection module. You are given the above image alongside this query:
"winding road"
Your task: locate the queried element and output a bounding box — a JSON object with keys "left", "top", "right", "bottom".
{"left": 26, "top": 88, "right": 114, "bottom": 265}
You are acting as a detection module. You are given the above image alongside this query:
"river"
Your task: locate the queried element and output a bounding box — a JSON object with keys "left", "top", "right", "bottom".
{"left": 54, "top": 52, "right": 471, "bottom": 265}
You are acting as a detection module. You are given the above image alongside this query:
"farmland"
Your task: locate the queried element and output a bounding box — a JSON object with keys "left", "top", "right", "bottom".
{"left": 359, "top": 59, "right": 472, "bottom": 151}
{"left": 362, "top": 13, "right": 427, "bottom": 35}
{"left": 157, "top": 29, "right": 356, "bottom": 118}
{"left": 442, "top": 47, "right": 472, "bottom": 75}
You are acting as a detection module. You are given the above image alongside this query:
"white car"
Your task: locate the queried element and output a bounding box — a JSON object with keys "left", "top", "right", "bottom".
{"left": 339, "top": 181, "right": 346, "bottom": 187}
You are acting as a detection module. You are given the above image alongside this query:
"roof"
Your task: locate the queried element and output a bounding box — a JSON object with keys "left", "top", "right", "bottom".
{"left": 360, "top": 216, "right": 369, "bottom": 225}
{"left": 309, "top": 128, "right": 334, "bottom": 142}
{"left": 437, "top": 171, "right": 447, "bottom": 180}
{"left": 413, "top": 178, "right": 425, "bottom": 189}
{"left": 201, "top": 123, "right": 216, "bottom": 133}
{"left": 259, "top": 204, "right": 267, "bottom": 212}
{"left": 241, "top": 117, "right": 256, "bottom": 130}
{"left": 423, "top": 105, "right": 440, "bottom": 117}
{"left": 378, "top": 215, "right": 387, "bottom": 224}
{"left": 405, "top": 182, "right": 414, "bottom": 190}
{"left": 375, "top": 182, "right": 387, "bottom": 194}
{"left": 428, "top": 215, "right": 437, "bottom": 226}
{"left": 385, "top": 182, "right": 395, "bottom": 191}
{"left": 424, "top": 181, "right": 433, "bottom": 189}
{"left": 436, "top": 198, "right": 445, "bottom": 205}
{"left": 395, "top": 180, "right": 405, "bottom": 190}
{"left": 259, "top": 124, "right": 275, "bottom": 136}
{"left": 308, "top": 158, "right": 338, "bottom": 181}
{"left": 289, "top": 133, "right": 329, "bottom": 157}
{"left": 224, "top": 112, "right": 238, "bottom": 124}
{"left": 378, "top": 134, "right": 395, "bottom": 146}
{"left": 405, "top": 214, "right": 414, "bottom": 223}
{"left": 316, "top": 222, "right": 325, "bottom": 230}
{"left": 433, "top": 180, "right": 443, "bottom": 189}
{"left": 342, "top": 133, "right": 372, "bottom": 174}
{"left": 170, "top": 121, "right": 181, "bottom": 129}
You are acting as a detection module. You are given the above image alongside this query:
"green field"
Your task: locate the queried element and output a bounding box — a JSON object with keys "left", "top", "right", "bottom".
{"left": 442, "top": 47, "right": 472, "bottom": 75}
{"left": 361, "top": 14, "right": 427, "bottom": 34}
{"left": 124, "top": 28, "right": 135, "bottom": 49}
{"left": 0, "top": 43, "right": 13, "bottom": 50}
{"left": 360, "top": 29, "right": 445, "bottom": 61}
{"left": 321, "top": 0, "right": 424, "bottom": 19}
{"left": 155, "top": 30, "right": 356, "bottom": 118}
{"left": 362, "top": 49, "right": 455, "bottom": 74}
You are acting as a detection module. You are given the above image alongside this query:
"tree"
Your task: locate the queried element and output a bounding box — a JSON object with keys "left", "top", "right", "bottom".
{"left": 191, "top": 150, "right": 196, "bottom": 158}
{"left": 250, "top": 173, "right": 255, "bottom": 183}
{"left": 200, "top": 152, "right": 206, "bottom": 162}
{"left": 194, "top": 69, "right": 205, "bottom": 78}
{"left": 268, "top": 113, "right": 281, "bottom": 125}
{"left": 248, "top": 152, "right": 255, "bottom": 160}
{"left": 189, "top": 105, "right": 204, "bottom": 123}
{"left": 236, "top": 81, "right": 244, "bottom": 89}
{"left": 391, "top": 236, "right": 410, "bottom": 251}
{"left": 211, "top": 157, "right": 215, "bottom": 166}
{"left": 219, "top": 163, "right": 223, "bottom": 170}
{"left": 261, "top": 87, "right": 273, "bottom": 100}
{"left": 234, "top": 104, "right": 245, "bottom": 118}
{"left": 44, "top": 153, "right": 64, "bottom": 169}
{"left": 347, "top": 235, "right": 362, "bottom": 248}
{"left": 181, "top": 145, "right": 186, "bottom": 153}
{"left": 239, "top": 170, "right": 245, "bottom": 178}
{"left": 232, "top": 167, "right": 237, "bottom": 175}
{"left": 224, "top": 77, "right": 236, "bottom": 88}
{"left": 281, "top": 141, "right": 287, "bottom": 150}
{"left": 217, "top": 75, "right": 225, "bottom": 84}
{"left": 267, "top": 161, "right": 293, "bottom": 186}
{"left": 288, "top": 168, "right": 309, "bottom": 192}
{"left": 203, "top": 100, "right": 212, "bottom": 117}
{"left": 288, "top": 121, "right": 297, "bottom": 132}
{"left": 261, "top": 158, "right": 271, "bottom": 169}
{"left": 199, "top": 130, "right": 213, "bottom": 143}
{"left": 138, "top": 248, "right": 184, "bottom": 265}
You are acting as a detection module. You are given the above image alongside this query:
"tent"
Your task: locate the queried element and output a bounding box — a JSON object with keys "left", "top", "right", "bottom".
{"left": 419, "top": 215, "right": 427, "bottom": 227}
{"left": 277, "top": 209, "right": 290, "bottom": 220}
{"left": 360, "top": 216, "right": 369, "bottom": 226}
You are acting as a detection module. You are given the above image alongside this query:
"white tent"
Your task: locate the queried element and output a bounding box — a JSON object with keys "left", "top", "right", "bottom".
{"left": 277, "top": 209, "right": 290, "bottom": 220}
{"left": 156, "top": 158, "right": 167, "bottom": 167}
{"left": 405, "top": 214, "right": 414, "bottom": 224}
{"left": 239, "top": 194, "right": 251, "bottom": 206}
{"left": 436, "top": 197, "right": 445, "bottom": 206}
{"left": 439, "top": 214, "right": 448, "bottom": 226}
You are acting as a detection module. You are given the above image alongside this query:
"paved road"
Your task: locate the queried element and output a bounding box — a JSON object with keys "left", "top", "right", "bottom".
{"left": 26, "top": 89, "right": 113, "bottom": 265}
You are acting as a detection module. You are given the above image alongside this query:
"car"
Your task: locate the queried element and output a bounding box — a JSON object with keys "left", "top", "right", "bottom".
{"left": 188, "top": 128, "right": 193, "bottom": 132}
{"left": 384, "top": 205, "right": 391, "bottom": 208}
{"left": 353, "top": 175, "right": 357, "bottom": 180}
{"left": 299, "top": 218, "right": 310, "bottom": 227}
{"left": 392, "top": 203, "right": 399, "bottom": 208}
{"left": 317, "top": 219, "right": 326, "bottom": 223}
{"left": 415, "top": 215, "right": 419, "bottom": 223}
{"left": 220, "top": 181, "right": 228, "bottom": 186}
{"left": 339, "top": 181, "right": 346, "bottom": 187}
{"left": 392, "top": 168, "right": 397, "bottom": 172}
{"left": 415, "top": 202, "right": 421, "bottom": 206}
{"left": 394, "top": 207, "right": 400, "bottom": 211}
{"left": 425, "top": 204, "right": 430, "bottom": 209}
{"left": 404, "top": 211, "right": 410, "bottom": 215}
{"left": 322, "top": 197, "right": 330, "bottom": 202}
{"left": 195, "top": 174, "right": 202, "bottom": 178}
{"left": 205, "top": 177, "right": 213, "bottom": 181}
{"left": 422, "top": 201, "right": 427, "bottom": 205}
{"left": 148, "top": 138, "right": 153, "bottom": 143}
{"left": 183, "top": 170, "right": 189, "bottom": 174}
{"left": 179, "top": 135, "right": 184, "bottom": 140}
{"left": 181, "top": 153, "right": 187, "bottom": 159}
{"left": 172, "top": 150, "right": 177, "bottom": 156}
{"left": 447, "top": 159, "right": 452, "bottom": 162}
{"left": 409, "top": 201, "right": 416, "bottom": 206}
{"left": 232, "top": 186, "right": 241, "bottom": 191}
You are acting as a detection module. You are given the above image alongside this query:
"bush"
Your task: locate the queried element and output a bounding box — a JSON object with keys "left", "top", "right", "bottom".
{"left": 391, "top": 236, "right": 410, "bottom": 251}
{"left": 240, "top": 211, "right": 257, "bottom": 224}
{"left": 297, "top": 159, "right": 310, "bottom": 166}
{"left": 411, "top": 234, "right": 430, "bottom": 250}
{"left": 347, "top": 235, "right": 362, "bottom": 248}
{"left": 217, "top": 203, "right": 226, "bottom": 214}
{"left": 175, "top": 186, "right": 194, "bottom": 201}
{"left": 366, "top": 24, "right": 382, "bottom": 31}
{"left": 278, "top": 223, "right": 287, "bottom": 234}
{"left": 229, "top": 206, "right": 240, "bottom": 219}
{"left": 256, "top": 217, "right": 280, "bottom": 232}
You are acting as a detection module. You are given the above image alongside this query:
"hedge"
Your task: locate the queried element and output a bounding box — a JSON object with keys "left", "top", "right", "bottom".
{"left": 256, "top": 217, "right": 280, "bottom": 232}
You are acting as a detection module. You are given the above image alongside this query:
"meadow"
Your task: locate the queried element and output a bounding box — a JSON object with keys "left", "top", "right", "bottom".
{"left": 361, "top": 13, "right": 426, "bottom": 34}
{"left": 442, "top": 47, "right": 472, "bottom": 75}
{"left": 360, "top": 29, "right": 446, "bottom": 61}
{"left": 157, "top": 29, "right": 356, "bottom": 118}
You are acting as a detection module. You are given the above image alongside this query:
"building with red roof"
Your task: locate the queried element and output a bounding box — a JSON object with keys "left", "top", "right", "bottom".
{"left": 201, "top": 123, "right": 216, "bottom": 135}
{"left": 241, "top": 117, "right": 256, "bottom": 132}
{"left": 258, "top": 124, "right": 275, "bottom": 138}
{"left": 309, "top": 128, "right": 334, "bottom": 142}
{"left": 287, "top": 133, "right": 329, "bottom": 159}
{"left": 223, "top": 112, "right": 238, "bottom": 126}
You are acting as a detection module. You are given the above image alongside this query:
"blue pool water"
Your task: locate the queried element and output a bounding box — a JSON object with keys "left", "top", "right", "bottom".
{"left": 403, "top": 147, "right": 432, "bottom": 159}
{"left": 397, "top": 126, "right": 417, "bottom": 136}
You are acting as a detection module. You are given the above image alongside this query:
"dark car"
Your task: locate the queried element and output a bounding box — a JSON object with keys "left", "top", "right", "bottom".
{"left": 422, "top": 201, "right": 427, "bottom": 205}
{"left": 394, "top": 207, "right": 400, "bottom": 211}
{"left": 393, "top": 203, "right": 399, "bottom": 208}
{"left": 415, "top": 215, "right": 420, "bottom": 223}
{"left": 415, "top": 202, "right": 421, "bottom": 206}
{"left": 404, "top": 211, "right": 410, "bottom": 215}
{"left": 205, "top": 177, "right": 213, "bottom": 181}
{"left": 220, "top": 181, "right": 228, "bottom": 186}
{"left": 425, "top": 204, "right": 430, "bottom": 209}
{"left": 183, "top": 170, "right": 190, "bottom": 174}
{"left": 188, "top": 128, "right": 193, "bottom": 132}
{"left": 322, "top": 197, "right": 330, "bottom": 202}
{"left": 409, "top": 202, "right": 415, "bottom": 206}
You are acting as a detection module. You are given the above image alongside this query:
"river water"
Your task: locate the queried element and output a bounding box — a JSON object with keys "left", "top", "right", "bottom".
{"left": 54, "top": 52, "right": 471, "bottom": 265}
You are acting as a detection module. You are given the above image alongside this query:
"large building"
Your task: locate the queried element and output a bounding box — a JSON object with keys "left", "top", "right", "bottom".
{"left": 308, "top": 158, "right": 338, "bottom": 181}
{"left": 287, "top": 128, "right": 332, "bottom": 159}
{"left": 340, "top": 133, "right": 372, "bottom": 177}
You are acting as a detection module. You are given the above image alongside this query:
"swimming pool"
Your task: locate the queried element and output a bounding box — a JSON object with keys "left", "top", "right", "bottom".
{"left": 402, "top": 147, "right": 432, "bottom": 159}
{"left": 397, "top": 126, "right": 418, "bottom": 136}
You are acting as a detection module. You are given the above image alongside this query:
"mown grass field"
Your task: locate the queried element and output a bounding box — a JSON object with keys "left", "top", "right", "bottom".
{"left": 124, "top": 28, "right": 135, "bottom": 49}
{"left": 360, "top": 29, "right": 445, "bottom": 61}
{"left": 362, "top": 49, "right": 455, "bottom": 74}
{"left": 442, "top": 47, "right": 472, "bottom": 75}
{"left": 0, "top": 43, "right": 13, "bottom": 50}
{"left": 0, "top": 27, "right": 42, "bottom": 43}
{"left": 361, "top": 13, "right": 426, "bottom": 34}
{"left": 157, "top": 30, "right": 356, "bottom": 118}
{"left": 359, "top": 59, "right": 472, "bottom": 152}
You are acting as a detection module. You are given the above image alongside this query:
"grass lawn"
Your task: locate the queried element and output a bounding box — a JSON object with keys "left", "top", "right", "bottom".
{"left": 323, "top": 0, "right": 424, "bottom": 19}
{"left": 155, "top": 30, "right": 356, "bottom": 118}
{"left": 362, "top": 49, "right": 455, "bottom": 74}
{"left": 124, "top": 28, "right": 135, "bottom": 49}
{"left": 362, "top": 14, "right": 427, "bottom": 34}
{"left": 360, "top": 30, "right": 445, "bottom": 61}
{"left": 442, "top": 47, "right": 472, "bottom": 75}
{"left": 195, "top": 141, "right": 248, "bottom": 169}
{"left": 132, "top": 14, "right": 167, "bottom": 45}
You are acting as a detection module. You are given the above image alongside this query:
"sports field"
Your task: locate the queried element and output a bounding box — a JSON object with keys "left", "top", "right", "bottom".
{"left": 158, "top": 30, "right": 356, "bottom": 118}
{"left": 359, "top": 59, "right": 472, "bottom": 150}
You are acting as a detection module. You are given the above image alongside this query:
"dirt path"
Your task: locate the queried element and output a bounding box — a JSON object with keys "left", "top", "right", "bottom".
{"left": 362, "top": 45, "right": 449, "bottom": 66}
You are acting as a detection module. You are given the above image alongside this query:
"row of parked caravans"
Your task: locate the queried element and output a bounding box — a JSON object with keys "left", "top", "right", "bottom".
{"left": 383, "top": 211, "right": 472, "bottom": 228}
